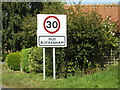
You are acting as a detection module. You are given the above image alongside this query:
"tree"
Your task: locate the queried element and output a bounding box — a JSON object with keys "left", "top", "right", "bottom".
{"left": 2, "top": 2, "right": 43, "bottom": 52}
{"left": 2, "top": 2, "right": 29, "bottom": 52}
{"left": 17, "top": 14, "right": 37, "bottom": 49}
{"left": 65, "top": 9, "right": 118, "bottom": 74}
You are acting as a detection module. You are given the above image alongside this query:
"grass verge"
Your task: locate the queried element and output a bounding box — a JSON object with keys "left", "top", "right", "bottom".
{"left": 2, "top": 66, "right": 118, "bottom": 88}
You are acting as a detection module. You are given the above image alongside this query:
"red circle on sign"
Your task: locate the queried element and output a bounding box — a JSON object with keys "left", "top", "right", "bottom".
{"left": 43, "top": 16, "right": 60, "bottom": 34}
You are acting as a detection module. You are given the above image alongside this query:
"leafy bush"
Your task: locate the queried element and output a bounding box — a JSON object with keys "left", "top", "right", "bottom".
{"left": 54, "top": 10, "right": 118, "bottom": 77}
{"left": 20, "top": 48, "right": 30, "bottom": 72}
{"left": 28, "top": 46, "right": 43, "bottom": 73}
{"left": 63, "top": 10, "right": 118, "bottom": 76}
{"left": 20, "top": 47, "right": 52, "bottom": 75}
{"left": 45, "top": 48, "right": 53, "bottom": 76}
{"left": 6, "top": 53, "right": 20, "bottom": 70}
{"left": 55, "top": 48, "right": 67, "bottom": 78}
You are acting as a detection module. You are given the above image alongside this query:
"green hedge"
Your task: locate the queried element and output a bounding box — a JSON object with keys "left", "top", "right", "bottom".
{"left": 6, "top": 53, "right": 20, "bottom": 70}
{"left": 20, "top": 47, "right": 53, "bottom": 75}
{"left": 28, "top": 46, "right": 43, "bottom": 73}
{"left": 20, "top": 48, "right": 30, "bottom": 72}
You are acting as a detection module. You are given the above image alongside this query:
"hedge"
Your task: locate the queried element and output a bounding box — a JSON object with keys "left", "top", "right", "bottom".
{"left": 20, "top": 48, "right": 30, "bottom": 72}
{"left": 20, "top": 47, "right": 53, "bottom": 75}
{"left": 6, "top": 53, "right": 20, "bottom": 70}
{"left": 28, "top": 46, "right": 43, "bottom": 73}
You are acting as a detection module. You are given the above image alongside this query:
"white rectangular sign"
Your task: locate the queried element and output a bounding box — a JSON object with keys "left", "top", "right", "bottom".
{"left": 39, "top": 36, "right": 65, "bottom": 46}
{"left": 37, "top": 14, "right": 67, "bottom": 47}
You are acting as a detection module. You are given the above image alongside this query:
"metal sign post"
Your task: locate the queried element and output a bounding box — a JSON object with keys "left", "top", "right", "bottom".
{"left": 43, "top": 48, "right": 45, "bottom": 80}
{"left": 53, "top": 48, "right": 56, "bottom": 79}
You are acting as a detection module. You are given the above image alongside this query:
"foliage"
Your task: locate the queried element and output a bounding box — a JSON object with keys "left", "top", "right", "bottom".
{"left": 2, "top": 2, "right": 30, "bottom": 52}
{"left": 17, "top": 14, "right": 37, "bottom": 49}
{"left": 44, "top": 48, "right": 53, "bottom": 76}
{"left": 2, "top": 2, "right": 43, "bottom": 52}
{"left": 6, "top": 53, "right": 20, "bottom": 70}
{"left": 17, "top": 18, "right": 34, "bottom": 50}
{"left": 20, "top": 48, "right": 30, "bottom": 72}
{"left": 50, "top": 10, "right": 118, "bottom": 77}
{"left": 41, "top": 2, "right": 66, "bottom": 14}
{"left": 20, "top": 47, "right": 53, "bottom": 75}
{"left": 55, "top": 48, "right": 67, "bottom": 78}
{"left": 28, "top": 46, "right": 43, "bottom": 73}
{"left": 63, "top": 10, "right": 118, "bottom": 76}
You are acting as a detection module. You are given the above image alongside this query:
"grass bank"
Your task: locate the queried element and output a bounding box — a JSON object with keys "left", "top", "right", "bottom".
{"left": 2, "top": 66, "right": 118, "bottom": 88}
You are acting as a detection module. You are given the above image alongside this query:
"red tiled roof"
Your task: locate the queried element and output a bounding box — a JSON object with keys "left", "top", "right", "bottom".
{"left": 65, "top": 4, "right": 120, "bottom": 33}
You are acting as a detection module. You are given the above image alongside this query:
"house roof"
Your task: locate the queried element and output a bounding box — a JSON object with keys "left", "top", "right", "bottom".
{"left": 65, "top": 4, "right": 120, "bottom": 33}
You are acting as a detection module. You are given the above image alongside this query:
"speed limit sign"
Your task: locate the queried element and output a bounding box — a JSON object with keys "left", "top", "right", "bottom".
{"left": 37, "top": 14, "right": 67, "bottom": 47}
{"left": 43, "top": 16, "right": 60, "bottom": 34}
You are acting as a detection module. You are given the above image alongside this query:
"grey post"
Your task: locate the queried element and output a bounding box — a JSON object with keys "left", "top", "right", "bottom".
{"left": 43, "top": 48, "right": 45, "bottom": 80}
{"left": 53, "top": 48, "right": 56, "bottom": 79}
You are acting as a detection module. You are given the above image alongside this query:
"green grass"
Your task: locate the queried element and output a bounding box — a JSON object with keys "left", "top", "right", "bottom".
{"left": 2, "top": 66, "right": 118, "bottom": 88}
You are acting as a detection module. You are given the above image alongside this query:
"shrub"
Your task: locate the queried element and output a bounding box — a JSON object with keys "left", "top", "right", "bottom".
{"left": 20, "top": 47, "right": 53, "bottom": 75}
{"left": 45, "top": 48, "right": 53, "bottom": 76}
{"left": 20, "top": 48, "right": 30, "bottom": 72}
{"left": 64, "top": 10, "right": 118, "bottom": 76}
{"left": 53, "top": 11, "right": 118, "bottom": 77}
{"left": 28, "top": 46, "right": 43, "bottom": 73}
{"left": 6, "top": 53, "right": 20, "bottom": 70}
{"left": 55, "top": 48, "right": 67, "bottom": 78}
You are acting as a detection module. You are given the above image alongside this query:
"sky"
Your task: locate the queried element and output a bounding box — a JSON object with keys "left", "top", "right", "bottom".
{"left": 65, "top": 0, "right": 120, "bottom": 4}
